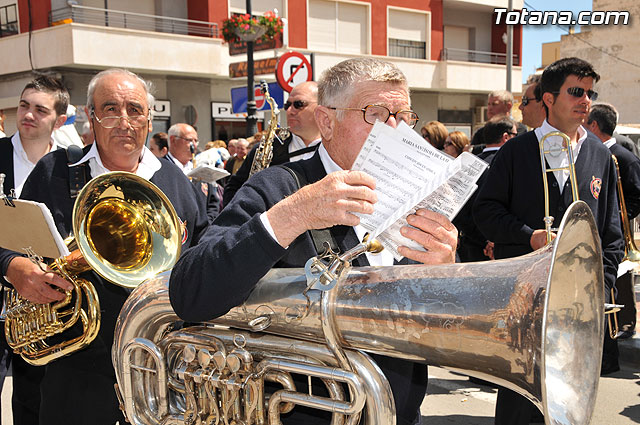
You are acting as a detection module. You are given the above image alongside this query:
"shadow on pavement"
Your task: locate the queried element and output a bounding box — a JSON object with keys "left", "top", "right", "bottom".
{"left": 421, "top": 414, "right": 494, "bottom": 425}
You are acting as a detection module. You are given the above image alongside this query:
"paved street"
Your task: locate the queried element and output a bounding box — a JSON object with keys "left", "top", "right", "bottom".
{"left": 1, "top": 361, "right": 638, "bottom": 424}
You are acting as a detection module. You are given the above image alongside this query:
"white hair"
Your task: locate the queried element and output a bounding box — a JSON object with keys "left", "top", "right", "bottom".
{"left": 86, "top": 68, "right": 155, "bottom": 112}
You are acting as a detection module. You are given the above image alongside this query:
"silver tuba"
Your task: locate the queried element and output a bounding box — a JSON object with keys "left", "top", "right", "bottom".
{"left": 113, "top": 201, "right": 604, "bottom": 425}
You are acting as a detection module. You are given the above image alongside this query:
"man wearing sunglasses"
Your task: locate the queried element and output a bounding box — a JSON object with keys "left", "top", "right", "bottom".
{"left": 519, "top": 77, "right": 546, "bottom": 129}
{"left": 170, "top": 57, "right": 458, "bottom": 425}
{"left": 223, "top": 81, "right": 322, "bottom": 206}
{"left": 474, "top": 57, "right": 623, "bottom": 425}
{"left": 1, "top": 69, "right": 210, "bottom": 424}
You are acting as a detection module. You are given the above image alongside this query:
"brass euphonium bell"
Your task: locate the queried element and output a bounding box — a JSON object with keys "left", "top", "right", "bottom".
{"left": 4, "top": 172, "right": 182, "bottom": 365}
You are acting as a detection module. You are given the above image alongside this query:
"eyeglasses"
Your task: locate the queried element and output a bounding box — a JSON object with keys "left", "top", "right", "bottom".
{"left": 92, "top": 111, "right": 150, "bottom": 129}
{"left": 328, "top": 105, "right": 419, "bottom": 128}
{"left": 177, "top": 136, "right": 198, "bottom": 144}
{"left": 283, "top": 100, "right": 310, "bottom": 110}
{"left": 521, "top": 96, "right": 537, "bottom": 106}
{"left": 552, "top": 87, "right": 598, "bottom": 101}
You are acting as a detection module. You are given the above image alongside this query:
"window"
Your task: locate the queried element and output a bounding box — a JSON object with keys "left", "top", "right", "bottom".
{"left": 308, "top": 0, "right": 368, "bottom": 54}
{"left": 0, "top": 4, "right": 18, "bottom": 38}
{"left": 388, "top": 8, "right": 429, "bottom": 60}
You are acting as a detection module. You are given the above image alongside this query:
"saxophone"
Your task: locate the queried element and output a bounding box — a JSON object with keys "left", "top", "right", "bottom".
{"left": 248, "top": 81, "right": 289, "bottom": 177}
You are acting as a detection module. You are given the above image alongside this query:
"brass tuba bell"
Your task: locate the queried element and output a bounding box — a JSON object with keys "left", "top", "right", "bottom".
{"left": 4, "top": 172, "right": 182, "bottom": 365}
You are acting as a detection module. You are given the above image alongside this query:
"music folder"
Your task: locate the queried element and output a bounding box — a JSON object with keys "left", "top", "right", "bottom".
{"left": 0, "top": 198, "right": 69, "bottom": 259}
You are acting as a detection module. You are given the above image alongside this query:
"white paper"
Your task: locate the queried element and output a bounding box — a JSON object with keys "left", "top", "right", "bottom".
{"left": 351, "top": 122, "right": 488, "bottom": 261}
{"left": 187, "top": 165, "right": 230, "bottom": 183}
{"left": 0, "top": 198, "right": 69, "bottom": 258}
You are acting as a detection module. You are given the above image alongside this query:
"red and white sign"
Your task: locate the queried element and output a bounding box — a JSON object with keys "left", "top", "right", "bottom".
{"left": 254, "top": 86, "right": 266, "bottom": 109}
{"left": 276, "top": 51, "right": 313, "bottom": 92}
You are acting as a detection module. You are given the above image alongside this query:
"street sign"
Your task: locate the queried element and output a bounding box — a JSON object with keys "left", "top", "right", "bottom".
{"left": 229, "top": 57, "right": 278, "bottom": 78}
{"left": 211, "top": 102, "right": 264, "bottom": 119}
{"left": 230, "top": 82, "right": 284, "bottom": 114}
{"left": 276, "top": 51, "right": 313, "bottom": 92}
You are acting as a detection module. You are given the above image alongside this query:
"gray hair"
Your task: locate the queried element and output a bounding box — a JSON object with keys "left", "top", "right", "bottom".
{"left": 318, "top": 58, "right": 408, "bottom": 108}
{"left": 86, "top": 68, "right": 155, "bottom": 112}
{"left": 488, "top": 89, "right": 514, "bottom": 104}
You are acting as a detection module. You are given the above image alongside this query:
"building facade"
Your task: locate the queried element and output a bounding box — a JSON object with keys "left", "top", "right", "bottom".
{"left": 0, "top": 0, "right": 523, "bottom": 145}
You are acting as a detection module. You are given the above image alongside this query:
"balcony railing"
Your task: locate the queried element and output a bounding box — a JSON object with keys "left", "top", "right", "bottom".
{"left": 49, "top": 4, "right": 218, "bottom": 38}
{"left": 441, "top": 48, "right": 519, "bottom": 66}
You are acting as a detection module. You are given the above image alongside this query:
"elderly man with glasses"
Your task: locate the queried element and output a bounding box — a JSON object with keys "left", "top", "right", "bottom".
{"left": 7, "top": 68, "right": 209, "bottom": 425}
{"left": 170, "top": 57, "right": 458, "bottom": 425}
{"left": 223, "top": 80, "right": 322, "bottom": 206}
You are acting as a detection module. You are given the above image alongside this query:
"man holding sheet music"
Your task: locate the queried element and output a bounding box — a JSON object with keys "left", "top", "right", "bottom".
{"left": 170, "top": 58, "right": 458, "bottom": 425}
{"left": 1, "top": 69, "right": 209, "bottom": 424}
{"left": 0, "top": 75, "right": 70, "bottom": 424}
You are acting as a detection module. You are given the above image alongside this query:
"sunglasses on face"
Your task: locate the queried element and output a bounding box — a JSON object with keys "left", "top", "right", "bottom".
{"left": 553, "top": 87, "right": 598, "bottom": 101}
{"left": 283, "top": 100, "right": 308, "bottom": 110}
{"left": 521, "top": 96, "right": 536, "bottom": 106}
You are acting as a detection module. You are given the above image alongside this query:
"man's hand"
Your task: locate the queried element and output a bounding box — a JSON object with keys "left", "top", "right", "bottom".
{"left": 483, "top": 241, "right": 495, "bottom": 260}
{"left": 397, "top": 209, "right": 458, "bottom": 264}
{"left": 530, "top": 229, "right": 555, "bottom": 251}
{"left": 5, "top": 257, "right": 74, "bottom": 304}
{"left": 267, "top": 170, "right": 377, "bottom": 247}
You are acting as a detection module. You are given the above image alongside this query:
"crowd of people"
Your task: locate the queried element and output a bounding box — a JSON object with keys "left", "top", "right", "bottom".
{"left": 0, "top": 54, "right": 636, "bottom": 425}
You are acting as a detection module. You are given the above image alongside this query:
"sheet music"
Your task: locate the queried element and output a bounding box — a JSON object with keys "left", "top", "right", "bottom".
{"left": 351, "top": 121, "right": 488, "bottom": 260}
{"left": 0, "top": 198, "right": 69, "bottom": 259}
{"left": 187, "top": 165, "right": 230, "bottom": 183}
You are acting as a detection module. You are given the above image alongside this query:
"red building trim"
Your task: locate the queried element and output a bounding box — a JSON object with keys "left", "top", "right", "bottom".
{"left": 188, "top": 0, "right": 228, "bottom": 37}
{"left": 491, "top": 11, "right": 523, "bottom": 66}
{"left": 17, "top": 0, "right": 51, "bottom": 33}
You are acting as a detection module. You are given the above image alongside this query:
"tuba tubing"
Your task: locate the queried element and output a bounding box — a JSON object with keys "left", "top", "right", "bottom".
{"left": 113, "top": 201, "right": 604, "bottom": 425}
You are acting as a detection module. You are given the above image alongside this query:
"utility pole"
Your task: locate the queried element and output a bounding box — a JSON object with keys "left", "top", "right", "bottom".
{"left": 506, "top": 0, "right": 513, "bottom": 92}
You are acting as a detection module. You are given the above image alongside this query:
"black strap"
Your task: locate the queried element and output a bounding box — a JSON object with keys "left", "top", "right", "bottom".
{"left": 66, "top": 145, "right": 87, "bottom": 199}
{"left": 278, "top": 165, "right": 338, "bottom": 254}
{"left": 288, "top": 144, "right": 320, "bottom": 160}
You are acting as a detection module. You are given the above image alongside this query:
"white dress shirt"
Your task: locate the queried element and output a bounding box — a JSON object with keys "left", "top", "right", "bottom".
{"left": 12, "top": 133, "right": 60, "bottom": 197}
{"left": 261, "top": 144, "right": 394, "bottom": 266}
{"left": 166, "top": 152, "right": 194, "bottom": 175}
{"left": 534, "top": 119, "right": 587, "bottom": 192}
{"left": 288, "top": 133, "right": 321, "bottom": 161}
{"left": 68, "top": 142, "right": 161, "bottom": 180}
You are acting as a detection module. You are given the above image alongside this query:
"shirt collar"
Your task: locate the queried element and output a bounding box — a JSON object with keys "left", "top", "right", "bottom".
{"left": 69, "top": 142, "right": 161, "bottom": 180}
{"left": 604, "top": 137, "right": 616, "bottom": 148}
{"left": 534, "top": 119, "right": 587, "bottom": 157}
{"left": 318, "top": 143, "right": 342, "bottom": 174}
{"left": 12, "top": 132, "right": 59, "bottom": 164}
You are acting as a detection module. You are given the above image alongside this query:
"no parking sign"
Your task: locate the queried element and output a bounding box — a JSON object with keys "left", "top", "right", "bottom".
{"left": 276, "top": 51, "right": 313, "bottom": 92}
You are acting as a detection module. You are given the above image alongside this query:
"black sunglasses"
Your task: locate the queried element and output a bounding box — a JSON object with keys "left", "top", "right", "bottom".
{"left": 283, "top": 100, "right": 308, "bottom": 110}
{"left": 521, "top": 96, "right": 536, "bottom": 106}
{"left": 553, "top": 87, "right": 598, "bottom": 101}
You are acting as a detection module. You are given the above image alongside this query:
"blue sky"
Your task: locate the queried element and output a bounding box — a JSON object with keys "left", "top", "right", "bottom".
{"left": 521, "top": 0, "right": 593, "bottom": 82}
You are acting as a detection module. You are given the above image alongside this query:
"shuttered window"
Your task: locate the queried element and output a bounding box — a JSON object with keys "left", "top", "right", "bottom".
{"left": 388, "top": 8, "right": 429, "bottom": 59}
{"left": 308, "top": 0, "right": 368, "bottom": 54}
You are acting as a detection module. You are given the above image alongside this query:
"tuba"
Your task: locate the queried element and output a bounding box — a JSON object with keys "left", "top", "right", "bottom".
{"left": 4, "top": 172, "right": 182, "bottom": 365}
{"left": 113, "top": 201, "right": 604, "bottom": 425}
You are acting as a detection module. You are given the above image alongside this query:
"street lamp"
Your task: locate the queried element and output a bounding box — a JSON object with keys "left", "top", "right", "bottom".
{"left": 245, "top": 0, "right": 258, "bottom": 137}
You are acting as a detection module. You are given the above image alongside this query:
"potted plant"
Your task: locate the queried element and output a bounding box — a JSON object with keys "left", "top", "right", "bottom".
{"left": 222, "top": 11, "right": 284, "bottom": 43}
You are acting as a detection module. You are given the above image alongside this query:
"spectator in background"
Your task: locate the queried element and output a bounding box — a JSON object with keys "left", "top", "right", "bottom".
{"left": 149, "top": 132, "right": 168, "bottom": 157}
{"left": 80, "top": 121, "right": 93, "bottom": 146}
{"left": 51, "top": 104, "right": 84, "bottom": 148}
{"left": 226, "top": 138, "right": 238, "bottom": 159}
{"left": 421, "top": 120, "right": 448, "bottom": 150}
{"left": 225, "top": 137, "right": 249, "bottom": 176}
{"left": 472, "top": 89, "right": 527, "bottom": 148}
{"left": 443, "top": 131, "right": 470, "bottom": 158}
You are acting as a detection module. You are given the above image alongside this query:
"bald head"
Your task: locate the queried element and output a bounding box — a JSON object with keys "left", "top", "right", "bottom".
{"left": 286, "top": 81, "right": 320, "bottom": 144}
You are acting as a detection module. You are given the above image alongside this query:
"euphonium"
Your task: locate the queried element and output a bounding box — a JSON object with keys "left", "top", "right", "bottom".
{"left": 5, "top": 172, "right": 182, "bottom": 365}
{"left": 113, "top": 201, "right": 604, "bottom": 425}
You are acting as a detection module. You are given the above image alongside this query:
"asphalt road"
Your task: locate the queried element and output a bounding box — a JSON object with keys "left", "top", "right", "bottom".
{"left": 2, "top": 363, "right": 638, "bottom": 424}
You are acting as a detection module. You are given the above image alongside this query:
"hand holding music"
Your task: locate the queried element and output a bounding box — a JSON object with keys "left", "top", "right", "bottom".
{"left": 398, "top": 209, "right": 458, "bottom": 264}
